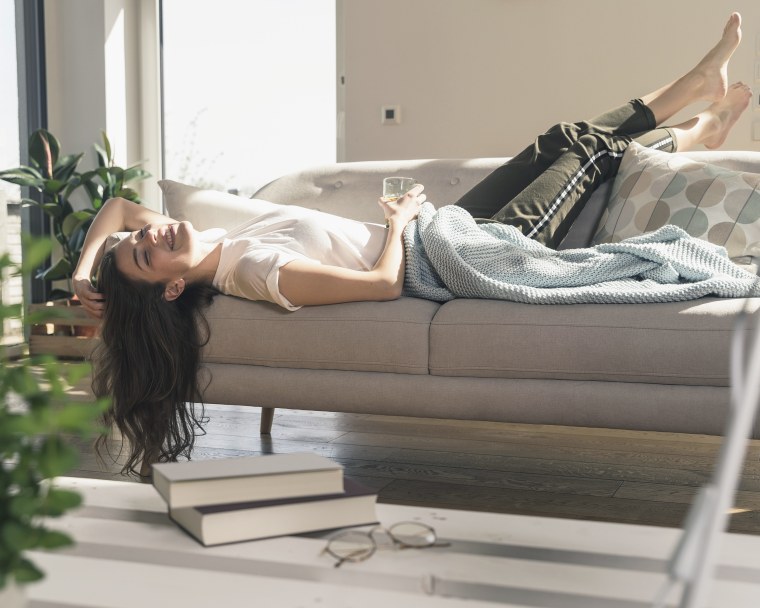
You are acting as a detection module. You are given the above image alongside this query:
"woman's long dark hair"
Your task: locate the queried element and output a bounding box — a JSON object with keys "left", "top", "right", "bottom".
{"left": 92, "top": 248, "right": 217, "bottom": 477}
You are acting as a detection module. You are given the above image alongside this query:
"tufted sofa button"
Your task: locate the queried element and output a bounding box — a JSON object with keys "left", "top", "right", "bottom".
{"left": 334, "top": 180, "right": 343, "bottom": 189}
{"left": 449, "top": 177, "right": 460, "bottom": 186}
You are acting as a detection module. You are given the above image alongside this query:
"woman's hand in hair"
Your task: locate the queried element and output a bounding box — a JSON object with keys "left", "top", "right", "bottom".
{"left": 73, "top": 276, "right": 105, "bottom": 319}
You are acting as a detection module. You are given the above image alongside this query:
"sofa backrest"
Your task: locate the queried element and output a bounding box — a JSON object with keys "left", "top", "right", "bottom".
{"left": 253, "top": 158, "right": 505, "bottom": 220}
{"left": 252, "top": 152, "right": 760, "bottom": 249}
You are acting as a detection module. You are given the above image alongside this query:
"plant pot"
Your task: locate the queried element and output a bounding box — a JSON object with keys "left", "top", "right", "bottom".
{"left": 0, "top": 576, "right": 27, "bottom": 608}
{"left": 28, "top": 299, "right": 101, "bottom": 359}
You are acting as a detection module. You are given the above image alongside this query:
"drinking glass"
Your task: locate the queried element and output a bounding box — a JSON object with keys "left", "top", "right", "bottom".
{"left": 382, "top": 177, "right": 417, "bottom": 202}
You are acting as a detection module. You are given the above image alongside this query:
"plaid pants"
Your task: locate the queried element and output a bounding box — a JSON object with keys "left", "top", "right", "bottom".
{"left": 455, "top": 99, "right": 676, "bottom": 249}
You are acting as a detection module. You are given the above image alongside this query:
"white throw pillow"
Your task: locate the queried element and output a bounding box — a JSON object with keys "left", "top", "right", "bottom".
{"left": 592, "top": 142, "right": 760, "bottom": 258}
{"left": 159, "top": 179, "right": 261, "bottom": 231}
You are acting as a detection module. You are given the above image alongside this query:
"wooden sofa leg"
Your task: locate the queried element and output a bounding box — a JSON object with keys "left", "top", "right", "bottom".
{"left": 260, "top": 407, "right": 275, "bottom": 435}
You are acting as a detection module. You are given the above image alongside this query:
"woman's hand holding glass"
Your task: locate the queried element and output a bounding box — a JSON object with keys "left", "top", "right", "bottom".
{"left": 378, "top": 183, "right": 426, "bottom": 228}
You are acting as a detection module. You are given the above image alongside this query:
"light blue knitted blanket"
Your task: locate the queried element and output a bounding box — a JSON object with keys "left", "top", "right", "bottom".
{"left": 401, "top": 203, "right": 760, "bottom": 304}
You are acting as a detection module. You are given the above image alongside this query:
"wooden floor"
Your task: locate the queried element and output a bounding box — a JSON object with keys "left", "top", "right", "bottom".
{"left": 63, "top": 366, "right": 760, "bottom": 535}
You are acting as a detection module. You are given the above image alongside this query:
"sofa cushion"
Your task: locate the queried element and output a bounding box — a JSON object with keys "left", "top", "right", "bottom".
{"left": 160, "top": 179, "right": 267, "bottom": 231}
{"left": 592, "top": 143, "right": 760, "bottom": 258}
{"left": 429, "top": 297, "right": 760, "bottom": 386}
{"left": 203, "top": 295, "right": 439, "bottom": 374}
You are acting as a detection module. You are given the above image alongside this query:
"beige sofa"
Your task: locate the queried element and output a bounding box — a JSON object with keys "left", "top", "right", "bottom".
{"left": 162, "top": 152, "right": 760, "bottom": 440}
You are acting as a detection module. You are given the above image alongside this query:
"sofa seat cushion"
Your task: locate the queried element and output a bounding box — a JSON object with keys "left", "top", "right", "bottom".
{"left": 203, "top": 296, "right": 439, "bottom": 374}
{"left": 429, "top": 298, "right": 760, "bottom": 386}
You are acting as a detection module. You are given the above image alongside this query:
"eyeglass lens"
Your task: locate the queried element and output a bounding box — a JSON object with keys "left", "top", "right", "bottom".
{"left": 388, "top": 522, "right": 437, "bottom": 547}
{"left": 327, "top": 530, "right": 376, "bottom": 565}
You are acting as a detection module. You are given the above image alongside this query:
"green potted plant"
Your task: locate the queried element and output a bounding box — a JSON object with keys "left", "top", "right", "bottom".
{"left": 0, "top": 129, "right": 149, "bottom": 355}
{"left": 0, "top": 238, "right": 108, "bottom": 607}
{"left": 0, "top": 129, "right": 149, "bottom": 299}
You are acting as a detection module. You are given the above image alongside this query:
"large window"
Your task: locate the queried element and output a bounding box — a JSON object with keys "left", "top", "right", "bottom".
{"left": 161, "top": 0, "right": 336, "bottom": 196}
{"left": 0, "top": 0, "right": 22, "bottom": 345}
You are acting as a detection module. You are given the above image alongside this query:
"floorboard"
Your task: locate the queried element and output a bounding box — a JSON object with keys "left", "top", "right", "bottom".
{"left": 60, "top": 370, "right": 760, "bottom": 535}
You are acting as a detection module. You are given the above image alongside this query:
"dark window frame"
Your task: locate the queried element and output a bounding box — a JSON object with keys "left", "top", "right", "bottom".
{"left": 15, "top": 0, "right": 50, "bottom": 303}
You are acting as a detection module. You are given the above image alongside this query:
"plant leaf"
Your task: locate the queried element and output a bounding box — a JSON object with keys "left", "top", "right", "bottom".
{"left": 0, "top": 168, "right": 42, "bottom": 188}
{"left": 0, "top": 303, "right": 23, "bottom": 320}
{"left": 62, "top": 210, "right": 96, "bottom": 238}
{"left": 3, "top": 165, "right": 43, "bottom": 179}
{"left": 1, "top": 521, "right": 36, "bottom": 551}
{"left": 8, "top": 494, "right": 43, "bottom": 518}
{"left": 43, "top": 488, "right": 82, "bottom": 515}
{"left": 102, "top": 131, "right": 113, "bottom": 165}
{"left": 53, "top": 152, "right": 84, "bottom": 182}
{"left": 41, "top": 203, "right": 62, "bottom": 218}
{"left": 116, "top": 187, "right": 140, "bottom": 202}
{"left": 93, "top": 143, "right": 108, "bottom": 169}
{"left": 29, "top": 129, "right": 60, "bottom": 177}
{"left": 38, "top": 438, "right": 80, "bottom": 478}
{"left": 43, "top": 179, "right": 66, "bottom": 195}
{"left": 66, "top": 362, "right": 92, "bottom": 386}
{"left": 13, "top": 558, "right": 45, "bottom": 583}
{"left": 82, "top": 179, "right": 102, "bottom": 208}
{"left": 124, "top": 166, "right": 150, "bottom": 183}
{"left": 36, "top": 258, "right": 72, "bottom": 281}
{"left": 63, "top": 174, "right": 83, "bottom": 200}
{"left": 108, "top": 166, "right": 125, "bottom": 182}
{"left": 53, "top": 403, "right": 103, "bottom": 433}
{"left": 20, "top": 236, "right": 53, "bottom": 273}
{"left": 67, "top": 231, "right": 87, "bottom": 258}
{"left": 37, "top": 530, "right": 74, "bottom": 550}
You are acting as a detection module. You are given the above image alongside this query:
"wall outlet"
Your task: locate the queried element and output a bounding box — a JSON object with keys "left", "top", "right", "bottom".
{"left": 381, "top": 105, "right": 401, "bottom": 125}
{"left": 753, "top": 121, "right": 760, "bottom": 142}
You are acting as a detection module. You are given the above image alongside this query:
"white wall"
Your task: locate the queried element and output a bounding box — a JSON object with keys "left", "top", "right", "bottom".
{"left": 43, "top": 0, "right": 760, "bottom": 177}
{"left": 44, "top": 0, "right": 107, "bottom": 166}
{"left": 342, "top": 0, "right": 760, "bottom": 161}
{"left": 44, "top": 0, "right": 161, "bottom": 209}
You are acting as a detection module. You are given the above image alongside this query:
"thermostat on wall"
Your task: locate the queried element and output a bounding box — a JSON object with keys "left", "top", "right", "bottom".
{"left": 381, "top": 105, "right": 401, "bottom": 125}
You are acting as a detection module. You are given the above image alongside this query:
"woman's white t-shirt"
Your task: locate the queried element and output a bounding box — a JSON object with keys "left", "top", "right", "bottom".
{"left": 210, "top": 199, "right": 388, "bottom": 311}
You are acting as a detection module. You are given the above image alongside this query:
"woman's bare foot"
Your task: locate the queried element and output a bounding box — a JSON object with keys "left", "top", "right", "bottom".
{"left": 641, "top": 13, "right": 742, "bottom": 125}
{"left": 691, "top": 12, "right": 742, "bottom": 102}
{"left": 667, "top": 82, "right": 751, "bottom": 152}
{"left": 703, "top": 82, "right": 752, "bottom": 149}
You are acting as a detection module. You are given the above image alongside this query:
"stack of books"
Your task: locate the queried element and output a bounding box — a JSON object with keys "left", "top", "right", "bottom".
{"left": 152, "top": 453, "right": 377, "bottom": 546}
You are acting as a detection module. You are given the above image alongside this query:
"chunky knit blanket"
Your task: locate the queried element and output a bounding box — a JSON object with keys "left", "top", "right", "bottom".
{"left": 401, "top": 203, "right": 760, "bottom": 304}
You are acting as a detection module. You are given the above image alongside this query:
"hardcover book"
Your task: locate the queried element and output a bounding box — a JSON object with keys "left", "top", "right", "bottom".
{"left": 170, "top": 478, "right": 378, "bottom": 546}
{"left": 152, "top": 453, "right": 343, "bottom": 509}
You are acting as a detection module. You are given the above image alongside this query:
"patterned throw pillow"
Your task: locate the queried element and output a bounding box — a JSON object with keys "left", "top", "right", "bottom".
{"left": 592, "top": 142, "right": 760, "bottom": 258}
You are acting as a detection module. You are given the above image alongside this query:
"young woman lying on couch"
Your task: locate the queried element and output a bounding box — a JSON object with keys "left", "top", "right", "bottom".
{"left": 74, "top": 14, "right": 751, "bottom": 475}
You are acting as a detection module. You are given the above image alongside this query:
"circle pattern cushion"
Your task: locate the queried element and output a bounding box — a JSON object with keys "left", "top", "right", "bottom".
{"left": 592, "top": 142, "right": 760, "bottom": 259}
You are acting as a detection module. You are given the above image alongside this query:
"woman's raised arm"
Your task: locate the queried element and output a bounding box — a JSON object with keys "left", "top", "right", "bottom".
{"left": 73, "top": 197, "right": 174, "bottom": 317}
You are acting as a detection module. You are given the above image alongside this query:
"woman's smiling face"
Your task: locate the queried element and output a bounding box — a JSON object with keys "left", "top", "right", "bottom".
{"left": 113, "top": 221, "right": 199, "bottom": 285}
